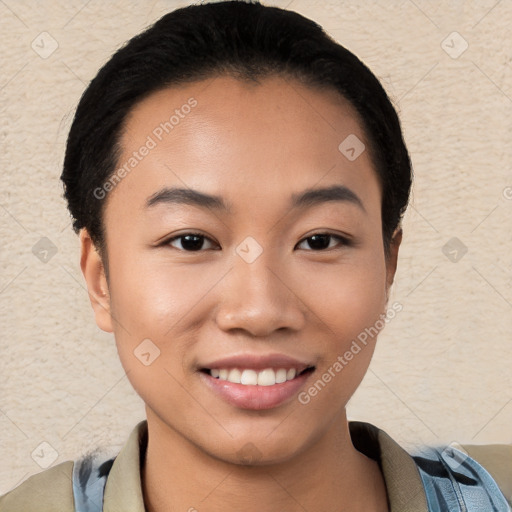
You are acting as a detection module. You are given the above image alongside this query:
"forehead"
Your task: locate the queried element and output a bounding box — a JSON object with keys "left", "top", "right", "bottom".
{"left": 108, "top": 74, "right": 380, "bottom": 219}
{"left": 121, "top": 74, "right": 367, "bottom": 153}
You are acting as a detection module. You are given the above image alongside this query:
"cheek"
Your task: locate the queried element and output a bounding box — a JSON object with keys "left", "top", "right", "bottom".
{"left": 106, "top": 255, "right": 227, "bottom": 377}
{"left": 108, "top": 256, "right": 212, "bottom": 333}
{"left": 294, "top": 258, "right": 387, "bottom": 416}
{"left": 105, "top": 261, "right": 198, "bottom": 410}
{"left": 299, "top": 251, "right": 388, "bottom": 338}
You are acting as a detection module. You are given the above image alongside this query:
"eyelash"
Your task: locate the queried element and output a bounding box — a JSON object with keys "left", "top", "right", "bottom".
{"left": 161, "top": 231, "right": 351, "bottom": 252}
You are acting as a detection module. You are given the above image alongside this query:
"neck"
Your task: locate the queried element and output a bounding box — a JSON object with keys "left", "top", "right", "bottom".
{"left": 142, "top": 409, "right": 388, "bottom": 512}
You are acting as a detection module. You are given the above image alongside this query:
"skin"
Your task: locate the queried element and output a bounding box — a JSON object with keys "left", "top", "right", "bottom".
{"left": 80, "top": 74, "right": 401, "bottom": 512}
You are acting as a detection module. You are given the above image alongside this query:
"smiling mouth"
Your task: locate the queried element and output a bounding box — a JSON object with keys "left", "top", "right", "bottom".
{"left": 200, "top": 366, "right": 315, "bottom": 386}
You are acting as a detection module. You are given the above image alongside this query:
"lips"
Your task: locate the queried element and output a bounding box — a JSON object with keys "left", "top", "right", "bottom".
{"left": 198, "top": 353, "right": 316, "bottom": 410}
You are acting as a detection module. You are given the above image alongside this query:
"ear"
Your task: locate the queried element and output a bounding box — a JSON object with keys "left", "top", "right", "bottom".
{"left": 385, "top": 227, "right": 402, "bottom": 293}
{"left": 79, "top": 229, "right": 113, "bottom": 333}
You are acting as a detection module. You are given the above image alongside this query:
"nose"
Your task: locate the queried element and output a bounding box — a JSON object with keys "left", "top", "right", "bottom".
{"left": 215, "top": 250, "right": 305, "bottom": 337}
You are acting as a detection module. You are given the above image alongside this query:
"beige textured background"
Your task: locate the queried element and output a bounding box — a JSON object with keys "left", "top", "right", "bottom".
{"left": 1, "top": 0, "right": 511, "bottom": 494}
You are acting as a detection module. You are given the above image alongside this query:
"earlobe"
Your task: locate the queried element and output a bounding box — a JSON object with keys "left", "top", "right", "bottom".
{"left": 79, "top": 229, "right": 114, "bottom": 333}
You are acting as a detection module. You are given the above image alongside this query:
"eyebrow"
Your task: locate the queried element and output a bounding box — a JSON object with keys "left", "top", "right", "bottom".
{"left": 291, "top": 185, "right": 365, "bottom": 212}
{"left": 145, "top": 184, "right": 365, "bottom": 213}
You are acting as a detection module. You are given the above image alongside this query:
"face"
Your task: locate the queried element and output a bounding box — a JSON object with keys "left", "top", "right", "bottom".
{"left": 81, "top": 74, "right": 400, "bottom": 464}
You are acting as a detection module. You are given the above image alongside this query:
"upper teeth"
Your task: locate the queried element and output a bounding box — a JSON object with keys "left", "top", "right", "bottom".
{"left": 210, "top": 368, "right": 298, "bottom": 386}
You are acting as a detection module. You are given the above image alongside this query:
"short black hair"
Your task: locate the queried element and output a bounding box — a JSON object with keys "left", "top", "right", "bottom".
{"left": 61, "top": 0, "right": 412, "bottom": 267}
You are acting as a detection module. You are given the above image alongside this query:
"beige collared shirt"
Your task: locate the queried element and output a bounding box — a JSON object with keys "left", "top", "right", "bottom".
{"left": 1, "top": 420, "right": 510, "bottom": 511}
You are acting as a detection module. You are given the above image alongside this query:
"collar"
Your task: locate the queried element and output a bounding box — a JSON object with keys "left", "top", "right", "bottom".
{"left": 349, "top": 421, "right": 429, "bottom": 511}
{"left": 101, "top": 419, "right": 429, "bottom": 512}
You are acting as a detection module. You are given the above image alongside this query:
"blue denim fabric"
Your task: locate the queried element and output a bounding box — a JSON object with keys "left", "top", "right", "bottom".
{"left": 72, "top": 453, "right": 114, "bottom": 512}
{"left": 413, "top": 445, "right": 511, "bottom": 511}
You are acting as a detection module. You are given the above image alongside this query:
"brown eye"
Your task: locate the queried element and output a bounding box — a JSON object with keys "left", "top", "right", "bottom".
{"left": 166, "top": 233, "right": 217, "bottom": 252}
{"left": 296, "top": 233, "right": 349, "bottom": 251}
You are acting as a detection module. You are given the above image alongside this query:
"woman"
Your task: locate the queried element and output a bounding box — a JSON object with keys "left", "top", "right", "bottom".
{"left": 1, "top": 1, "right": 510, "bottom": 510}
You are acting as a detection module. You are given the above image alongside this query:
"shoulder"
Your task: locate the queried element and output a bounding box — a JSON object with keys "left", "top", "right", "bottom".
{"left": 0, "top": 422, "right": 145, "bottom": 512}
{"left": 463, "top": 443, "right": 512, "bottom": 506}
{"left": 0, "top": 461, "right": 75, "bottom": 512}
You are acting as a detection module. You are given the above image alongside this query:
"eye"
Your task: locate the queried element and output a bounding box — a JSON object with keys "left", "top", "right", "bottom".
{"left": 162, "top": 231, "right": 350, "bottom": 252}
{"left": 296, "top": 233, "right": 350, "bottom": 251}
{"left": 164, "top": 232, "right": 218, "bottom": 252}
